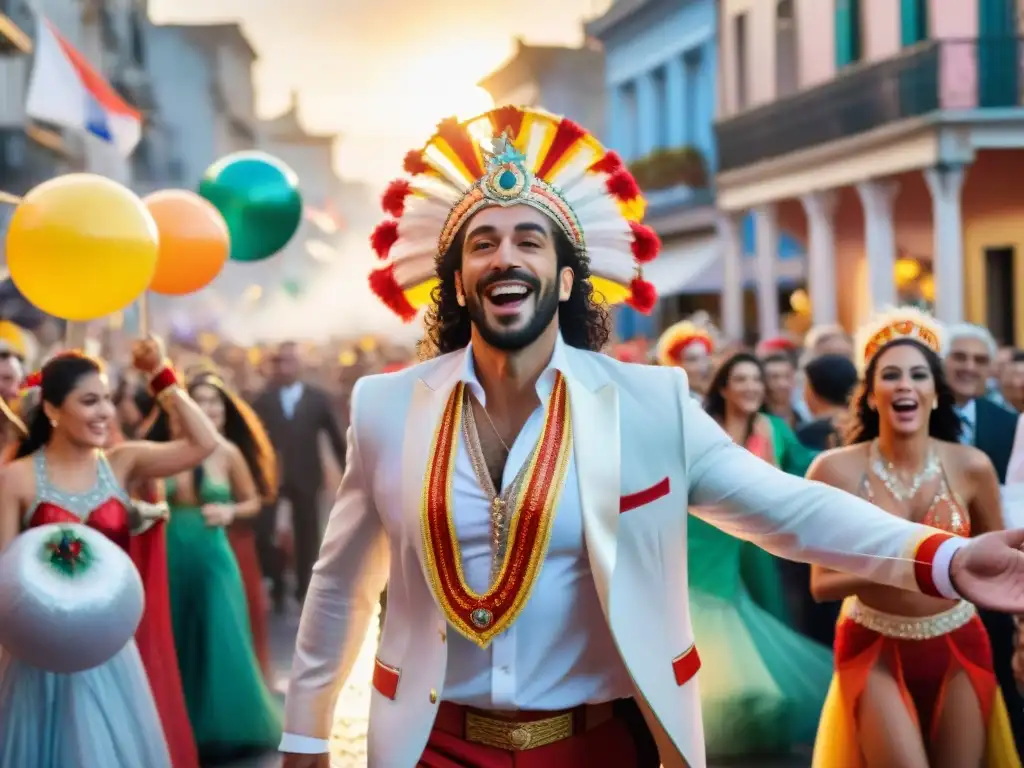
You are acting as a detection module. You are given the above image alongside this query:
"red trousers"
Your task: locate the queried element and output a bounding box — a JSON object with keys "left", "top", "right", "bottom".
{"left": 418, "top": 701, "right": 645, "bottom": 768}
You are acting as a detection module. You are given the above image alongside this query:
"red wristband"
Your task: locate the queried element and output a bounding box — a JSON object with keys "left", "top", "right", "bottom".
{"left": 149, "top": 364, "right": 179, "bottom": 396}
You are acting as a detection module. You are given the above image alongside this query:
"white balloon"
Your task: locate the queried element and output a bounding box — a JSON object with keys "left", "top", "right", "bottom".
{"left": 0, "top": 523, "right": 144, "bottom": 673}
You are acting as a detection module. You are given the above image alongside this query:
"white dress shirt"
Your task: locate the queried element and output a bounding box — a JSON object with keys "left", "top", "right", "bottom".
{"left": 280, "top": 382, "right": 304, "bottom": 419}
{"left": 442, "top": 337, "right": 632, "bottom": 708}
{"left": 955, "top": 399, "right": 976, "bottom": 446}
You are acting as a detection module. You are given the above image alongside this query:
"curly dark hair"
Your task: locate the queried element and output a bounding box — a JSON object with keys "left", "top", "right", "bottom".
{"left": 703, "top": 352, "right": 766, "bottom": 443}
{"left": 419, "top": 215, "right": 611, "bottom": 357}
{"left": 845, "top": 338, "right": 961, "bottom": 445}
{"left": 145, "top": 372, "right": 278, "bottom": 503}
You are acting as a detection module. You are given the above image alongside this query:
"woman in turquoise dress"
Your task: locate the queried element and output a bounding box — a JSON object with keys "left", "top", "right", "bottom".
{"left": 147, "top": 370, "right": 281, "bottom": 760}
{"left": 690, "top": 352, "right": 833, "bottom": 758}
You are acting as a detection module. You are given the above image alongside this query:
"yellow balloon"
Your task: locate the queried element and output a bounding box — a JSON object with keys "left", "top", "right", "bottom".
{"left": 6, "top": 174, "right": 159, "bottom": 321}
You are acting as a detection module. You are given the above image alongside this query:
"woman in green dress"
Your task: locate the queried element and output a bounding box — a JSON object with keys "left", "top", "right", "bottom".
{"left": 689, "top": 352, "right": 833, "bottom": 758}
{"left": 146, "top": 370, "right": 281, "bottom": 761}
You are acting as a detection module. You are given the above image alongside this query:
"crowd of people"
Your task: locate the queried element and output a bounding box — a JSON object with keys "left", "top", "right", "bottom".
{"left": 643, "top": 313, "right": 1024, "bottom": 765}
{"left": 6, "top": 101, "right": 1024, "bottom": 768}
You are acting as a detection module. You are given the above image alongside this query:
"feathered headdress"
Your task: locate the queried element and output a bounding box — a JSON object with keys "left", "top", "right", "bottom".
{"left": 854, "top": 306, "right": 944, "bottom": 375}
{"left": 368, "top": 106, "right": 661, "bottom": 321}
{"left": 656, "top": 321, "right": 714, "bottom": 367}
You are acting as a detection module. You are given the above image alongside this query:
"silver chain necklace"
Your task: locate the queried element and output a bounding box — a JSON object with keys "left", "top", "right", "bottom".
{"left": 869, "top": 439, "right": 940, "bottom": 502}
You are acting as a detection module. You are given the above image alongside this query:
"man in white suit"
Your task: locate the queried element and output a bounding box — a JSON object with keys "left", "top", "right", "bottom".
{"left": 281, "top": 108, "right": 1024, "bottom": 768}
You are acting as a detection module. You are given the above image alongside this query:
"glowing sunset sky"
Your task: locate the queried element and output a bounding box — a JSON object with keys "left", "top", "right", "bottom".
{"left": 150, "top": 0, "right": 613, "bottom": 185}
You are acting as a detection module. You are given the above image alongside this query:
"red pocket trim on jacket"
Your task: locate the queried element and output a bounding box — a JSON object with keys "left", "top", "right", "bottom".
{"left": 620, "top": 477, "right": 671, "bottom": 514}
{"left": 672, "top": 644, "right": 701, "bottom": 686}
{"left": 372, "top": 657, "right": 400, "bottom": 700}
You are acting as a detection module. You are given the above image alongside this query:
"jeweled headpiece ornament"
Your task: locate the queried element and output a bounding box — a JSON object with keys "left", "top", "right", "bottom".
{"left": 656, "top": 321, "right": 714, "bottom": 367}
{"left": 368, "top": 106, "right": 661, "bottom": 321}
{"left": 855, "top": 307, "right": 944, "bottom": 375}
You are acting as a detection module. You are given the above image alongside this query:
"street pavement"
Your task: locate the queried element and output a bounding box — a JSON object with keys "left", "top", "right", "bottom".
{"left": 219, "top": 604, "right": 811, "bottom": 768}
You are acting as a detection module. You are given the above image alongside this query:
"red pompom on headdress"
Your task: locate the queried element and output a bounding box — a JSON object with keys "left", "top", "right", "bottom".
{"left": 381, "top": 179, "right": 412, "bottom": 217}
{"left": 370, "top": 220, "right": 399, "bottom": 260}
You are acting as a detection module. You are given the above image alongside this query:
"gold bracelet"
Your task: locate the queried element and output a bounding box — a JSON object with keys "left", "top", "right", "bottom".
{"left": 157, "top": 385, "right": 181, "bottom": 408}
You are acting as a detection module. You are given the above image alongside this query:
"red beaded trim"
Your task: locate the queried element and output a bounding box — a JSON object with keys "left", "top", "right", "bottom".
{"left": 149, "top": 364, "right": 179, "bottom": 396}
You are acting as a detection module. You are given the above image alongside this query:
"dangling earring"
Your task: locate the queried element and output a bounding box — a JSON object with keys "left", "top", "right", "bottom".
{"left": 456, "top": 293, "right": 466, "bottom": 307}
{"left": 932, "top": 399, "right": 939, "bottom": 411}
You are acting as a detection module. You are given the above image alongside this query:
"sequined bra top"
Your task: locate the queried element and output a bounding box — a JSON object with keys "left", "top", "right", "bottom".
{"left": 858, "top": 461, "right": 971, "bottom": 537}
{"left": 23, "top": 450, "right": 134, "bottom": 552}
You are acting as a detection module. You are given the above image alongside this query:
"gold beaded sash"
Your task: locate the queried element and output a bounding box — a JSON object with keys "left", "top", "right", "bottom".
{"left": 421, "top": 372, "right": 573, "bottom": 648}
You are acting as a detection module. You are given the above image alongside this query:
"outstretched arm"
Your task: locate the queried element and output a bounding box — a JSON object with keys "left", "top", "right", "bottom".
{"left": 679, "top": 376, "right": 961, "bottom": 598}
{"left": 280, "top": 381, "right": 389, "bottom": 755}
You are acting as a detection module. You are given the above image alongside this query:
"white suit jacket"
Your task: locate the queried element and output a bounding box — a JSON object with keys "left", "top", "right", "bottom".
{"left": 284, "top": 344, "right": 955, "bottom": 767}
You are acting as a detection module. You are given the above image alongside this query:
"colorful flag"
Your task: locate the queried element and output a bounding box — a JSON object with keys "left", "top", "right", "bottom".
{"left": 25, "top": 16, "right": 141, "bottom": 157}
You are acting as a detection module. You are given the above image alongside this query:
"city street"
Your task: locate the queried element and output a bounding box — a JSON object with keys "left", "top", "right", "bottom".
{"left": 222, "top": 604, "right": 810, "bottom": 768}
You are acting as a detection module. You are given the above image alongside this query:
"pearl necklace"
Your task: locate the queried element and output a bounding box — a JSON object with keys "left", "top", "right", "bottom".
{"left": 869, "top": 439, "right": 940, "bottom": 502}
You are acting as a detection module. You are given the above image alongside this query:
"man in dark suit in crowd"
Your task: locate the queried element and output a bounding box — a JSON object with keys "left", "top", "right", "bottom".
{"left": 945, "top": 323, "right": 1024, "bottom": 752}
{"left": 254, "top": 341, "right": 346, "bottom": 611}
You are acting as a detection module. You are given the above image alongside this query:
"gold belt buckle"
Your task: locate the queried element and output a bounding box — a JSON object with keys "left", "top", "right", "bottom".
{"left": 464, "top": 710, "right": 574, "bottom": 751}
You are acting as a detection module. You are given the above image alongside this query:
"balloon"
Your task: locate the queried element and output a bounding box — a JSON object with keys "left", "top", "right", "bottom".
{"left": 144, "top": 190, "right": 230, "bottom": 296}
{"left": 198, "top": 151, "right": 302, "bottom": 263}
{"left": 6, "top": 174, "right": 158, "bottom": 321}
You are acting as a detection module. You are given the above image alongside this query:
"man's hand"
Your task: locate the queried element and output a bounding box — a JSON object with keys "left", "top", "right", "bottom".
{"left": 950, "top": 529, "right": 1024, "bottom": 612}
{"left": 282, "top": 753, "right": 330, "bottom": 768}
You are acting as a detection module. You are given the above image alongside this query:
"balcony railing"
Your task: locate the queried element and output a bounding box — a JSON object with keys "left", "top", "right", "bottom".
{"left": 716, "top": 38, "right": 1023, "bottom": 174}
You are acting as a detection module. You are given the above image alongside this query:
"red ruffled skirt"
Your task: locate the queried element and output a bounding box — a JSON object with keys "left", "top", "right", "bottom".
{"left": 812, "top": 598, "right": 1019, "bottom": 767}
{"left": 131, "top": 522, "right": 200, "bottom": 768}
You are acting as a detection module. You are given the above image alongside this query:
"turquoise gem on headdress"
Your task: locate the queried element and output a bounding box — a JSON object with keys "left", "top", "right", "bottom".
{"left": 498, "top": 170, "right": 517, "bottom": 190}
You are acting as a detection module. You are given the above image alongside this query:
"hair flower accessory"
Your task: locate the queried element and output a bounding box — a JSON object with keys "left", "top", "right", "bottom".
{"left": 20, "top": 370, "right": 41, "bottom": 392}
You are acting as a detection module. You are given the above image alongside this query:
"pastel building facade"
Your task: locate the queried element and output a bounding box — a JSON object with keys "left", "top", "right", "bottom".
{"left": 589, "top": 0, "right": 803, "bottom": 341}
{"left": 716, "top": 0, "right": 1024, "bottom": 343}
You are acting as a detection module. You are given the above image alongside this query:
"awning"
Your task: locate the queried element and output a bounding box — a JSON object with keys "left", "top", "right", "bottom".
{"left": 643, "top": 235, "right": 720, "bottom": 298}
{"left": 645, "top": 234, "right": 807, "bottom": 297}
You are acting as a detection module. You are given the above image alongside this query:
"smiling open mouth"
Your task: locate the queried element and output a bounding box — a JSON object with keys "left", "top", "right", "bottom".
{"left": 485, "top": 282, "right": 533, "bottom": 308}
{"left": 892, "top": 399, "right": 918, "bottom": 414}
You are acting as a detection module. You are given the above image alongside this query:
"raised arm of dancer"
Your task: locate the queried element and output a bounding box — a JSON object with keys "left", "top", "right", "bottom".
{"left": 109, "top": 339, "right": 219, "bottom": 484}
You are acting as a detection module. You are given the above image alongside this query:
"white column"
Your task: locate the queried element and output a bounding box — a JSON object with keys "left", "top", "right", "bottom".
{"left": 800, "top": 190, "right": 839, "bottom": 325}
{"left": 924, "top": 164, "right": 966, "bottom": 324}
{"left": 606, "top": 84, "right": 626, "bottom": 153}
{"left": 635, "top": 73, "right": 657, "bottom": 158}
{"left": 717, "top": 212, "right": 744, "bottom": 342}
{"left": 855, "top": 179, "right": 900, "bottom": 312}
{"left": 665, "top": 55, "right": 685, "bottom": 148}
{"left": 753, "top": 204, "right": 780, "bottom": 339}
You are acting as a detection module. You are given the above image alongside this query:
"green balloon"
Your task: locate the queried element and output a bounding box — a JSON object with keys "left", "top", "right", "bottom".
{"left": 198, "top": 151, "right": 303, "bottom": 263}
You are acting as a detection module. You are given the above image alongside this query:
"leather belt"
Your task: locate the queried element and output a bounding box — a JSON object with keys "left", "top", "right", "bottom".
{"left": 434, "top": 701, "right": 616, "bottom": 752}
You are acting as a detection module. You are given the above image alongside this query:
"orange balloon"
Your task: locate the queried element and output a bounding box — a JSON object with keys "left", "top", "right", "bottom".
{"left": 144, "top": 190, "right": 230, "bottom": 296}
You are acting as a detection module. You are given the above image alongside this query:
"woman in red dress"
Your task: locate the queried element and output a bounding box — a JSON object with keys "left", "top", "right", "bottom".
{"left": 110, "top": 374, "right": 201, "bottom": 768}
